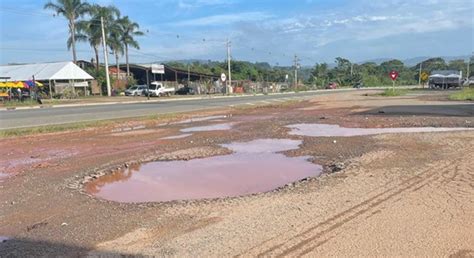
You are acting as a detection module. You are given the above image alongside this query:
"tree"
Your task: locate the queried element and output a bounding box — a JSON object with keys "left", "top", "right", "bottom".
{"left": 44, "top": 0, "right": 90, "bottom": 64}
{"left": 77, "top": 4, "right": 120, "bottom": 70}
{"left": 118, "top": 16, "right": 144, "bottom": 78}
{"left": 108, "top": 21, "right": 124, "bottom": 83}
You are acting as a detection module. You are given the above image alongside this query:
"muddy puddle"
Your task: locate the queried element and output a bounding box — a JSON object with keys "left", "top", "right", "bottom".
{"left": 180, "top": 123, "right": 234, "bottom": 133}
{"left": 85, "top": 139, "right": 322, "bottom": 203}
{"left": 287, "top": 123, "right": 473, "bottom": 137}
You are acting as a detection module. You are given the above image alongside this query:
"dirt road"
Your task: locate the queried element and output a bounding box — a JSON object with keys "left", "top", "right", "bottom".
{"left": 1, "top": 90, "right": 473, "bottom": 256}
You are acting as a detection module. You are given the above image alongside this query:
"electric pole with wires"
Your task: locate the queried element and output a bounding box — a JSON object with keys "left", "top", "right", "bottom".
{"left": 293, "top": 55, "right": 300, "bottom": 90}
{"left": 101, "top": 16, "right": 112, "bottom": 97}
{"left": 226, "top": 39, "right": 232, "bottom": 95}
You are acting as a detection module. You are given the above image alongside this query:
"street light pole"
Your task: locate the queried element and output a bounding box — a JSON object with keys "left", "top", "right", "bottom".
{"left": 227, "top": 39, "right": 232, "bottom": 95}
{"left": 101, "top": 17, "right": 112, "bottom": 97}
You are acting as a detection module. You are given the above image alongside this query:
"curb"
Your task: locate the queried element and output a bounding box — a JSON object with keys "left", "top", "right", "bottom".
{"left": 0, "top": 86, "right": 419, "bottom": 111}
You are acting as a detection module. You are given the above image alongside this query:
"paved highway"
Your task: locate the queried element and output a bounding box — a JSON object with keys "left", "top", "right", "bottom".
{"left": 0, "top": 91, "right": 339, "bottom": 129}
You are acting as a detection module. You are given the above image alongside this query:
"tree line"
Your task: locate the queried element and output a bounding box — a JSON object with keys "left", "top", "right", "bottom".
{"left": 168, "top": 56, "right": 473, "bottom": 88}
{"left": 44, "top": 0, "right": 143, "bottom": 80}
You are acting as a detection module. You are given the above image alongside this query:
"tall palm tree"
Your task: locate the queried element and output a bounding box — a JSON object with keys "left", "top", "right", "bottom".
{"left": 118, "top": 16, "right": 144, "bottom": 78}
{"left": 74, "top": 5, "right": 120, "bottom": 70}
{"left": 44, "top": 0, "right": 90, "bottom": 64}
{"left": 107, "top": 21, "right": 125, "bottom": 83}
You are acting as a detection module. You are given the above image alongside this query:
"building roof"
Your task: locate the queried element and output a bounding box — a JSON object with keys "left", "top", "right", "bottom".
{"left": 108, "top": 67, "right": 126, "bottom": 74}
{"left": 0, "top": 61, "right": 94, "bottom": 81}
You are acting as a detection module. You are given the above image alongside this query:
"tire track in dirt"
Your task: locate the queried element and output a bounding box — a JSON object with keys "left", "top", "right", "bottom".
{"left": 238, "top": 158, "right": 460, "bottom": 257}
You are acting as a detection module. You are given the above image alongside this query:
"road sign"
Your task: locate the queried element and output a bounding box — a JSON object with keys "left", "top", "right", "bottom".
{"left": 421, "top": 72, "right": 429, "bottom": 81}
{"left": 221, "top": 73, "right": 226, "bottom": 82}
{"left": 151, "top": 64, "right": 165, "bottom": 74}
{"left": 389, "top": 70, "right": 399, "bottom": 81}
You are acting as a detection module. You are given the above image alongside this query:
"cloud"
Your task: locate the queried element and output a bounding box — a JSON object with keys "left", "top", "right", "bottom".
{"left": 177, "top": 0, "right": 236, "bottom": 9}
{"left": 172, "top": 12, "right": 272, "bottom": 26}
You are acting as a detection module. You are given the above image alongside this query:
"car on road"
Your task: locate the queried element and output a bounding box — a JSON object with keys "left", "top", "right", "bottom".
{"left": 125, "top": 85, "right": 147, "bottom": 96}
{"left": 175, "top": 86, "right": 195, "bottom": 95}
{"left": 144, "top": 81, "right": 175, "bottom": 97}
{"left": 325, "top": 82, "right": 338, "bottom": 89}
{"left": 353, "top": 82, "right": 363, "bottom": 89}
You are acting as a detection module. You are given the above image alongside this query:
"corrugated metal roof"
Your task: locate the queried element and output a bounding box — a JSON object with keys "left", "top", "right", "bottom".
{"left": 0, "top": 61, "right": 94, "bottom": 81}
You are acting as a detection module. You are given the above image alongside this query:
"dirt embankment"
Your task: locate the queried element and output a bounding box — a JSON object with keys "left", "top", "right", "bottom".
{"left": 1, "top": 90, "right": 473, "bottom": 256}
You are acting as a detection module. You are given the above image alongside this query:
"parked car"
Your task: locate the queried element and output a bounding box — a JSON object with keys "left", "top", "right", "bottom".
{"left": 325, "top": 82, "right": 338, "bottom": 89}
{"left": 353, "top": 82, "right": 363, "bottom": 89}
{"left": 175, "top": 86, "right": 195, "bottom": 95}
{"left": 125, "top": 85, "right": 147, "bottom": 96}
{"left": 144, "top": 81, "right": 175, "bottom": 97}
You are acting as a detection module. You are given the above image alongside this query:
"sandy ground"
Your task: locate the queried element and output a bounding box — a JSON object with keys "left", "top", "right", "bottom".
{"left": 0, "top": 90, "right": 473, "bottom": 257}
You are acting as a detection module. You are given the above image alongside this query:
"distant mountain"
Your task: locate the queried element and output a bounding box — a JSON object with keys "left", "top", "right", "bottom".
{"left": 359, "top": 55, "right": 471, "bottom": 66}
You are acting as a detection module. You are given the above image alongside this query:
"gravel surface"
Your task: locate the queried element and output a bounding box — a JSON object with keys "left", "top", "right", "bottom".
{"left": 0, "top": 90, "right": 473, "bottom": 256}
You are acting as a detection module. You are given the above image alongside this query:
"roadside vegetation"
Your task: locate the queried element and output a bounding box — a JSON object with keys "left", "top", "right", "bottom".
{"left": 379, "top": 88, "right": 409, "bottom": 97}
{"left": 449, "top": 88, "right": 474, "bottom": 101}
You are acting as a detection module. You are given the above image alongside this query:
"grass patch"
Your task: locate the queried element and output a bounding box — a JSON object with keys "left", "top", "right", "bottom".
{"left": 0, "top": 112, "right": 183, "bottom": 138}
{"left": 2, "top": 99, "right": 40, "bottom": 108}
{"left": 448, "top": 88, "right": 474, "bottom": 101}
{"left": 379, "top": 88, "right": 409, "bottom": 97}
{"left": 0, "top": 120, "right": 114, "bottom": 138}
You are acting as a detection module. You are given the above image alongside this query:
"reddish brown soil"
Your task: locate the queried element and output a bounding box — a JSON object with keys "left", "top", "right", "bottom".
{"left": 0, "top": 90, "right": 473, "bottom": 256}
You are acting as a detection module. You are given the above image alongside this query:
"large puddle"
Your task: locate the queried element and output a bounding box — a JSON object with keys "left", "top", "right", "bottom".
{"left": 85, "top": 139, "right": 322, "bottom": 203}
{"left": 287, "top": 123, "right": 473, "bottom": 137}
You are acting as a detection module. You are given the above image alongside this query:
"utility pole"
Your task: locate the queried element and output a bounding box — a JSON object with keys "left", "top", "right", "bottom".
{"left": 101, "top": 17, "right": 112, "bottom": 97}
{"left": 467, "top": 55, "right": 471, "bottom": 81}
{"left": 350, "top": 63, "right": 354, "bottom": 77}
{"left": 418, "top": 61, "right": 423, "bottom": 86}
{"left": 227, "top": 39, "right": 232, "bottom": 95}
{"left": 293, "top": 54, "right": 300, "bottom": 90}
{"left": 187, "top": 64, "right": 190, "bottom": 84}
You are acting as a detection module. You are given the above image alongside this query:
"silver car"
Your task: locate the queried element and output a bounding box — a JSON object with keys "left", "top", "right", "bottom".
{"left": 125, "top": 85, "right": 147, "bottom": 96}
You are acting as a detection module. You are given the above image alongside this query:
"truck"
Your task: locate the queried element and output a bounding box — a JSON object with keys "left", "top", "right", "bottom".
{"left": 428, "top": 70, "right": 462, "bottom": 89}
{"left": 145, "top": 81, "right": 175, "bottom": 97}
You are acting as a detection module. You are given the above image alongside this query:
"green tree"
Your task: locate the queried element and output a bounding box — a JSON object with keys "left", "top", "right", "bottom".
{"left": 77, "top": 4, "right": 120, "bottom": 70}
{"left": 118, "top": 16, "right": 144, "bottom": 78}
{"left": 44, "top": 0, "right": 91, "bottom": 63}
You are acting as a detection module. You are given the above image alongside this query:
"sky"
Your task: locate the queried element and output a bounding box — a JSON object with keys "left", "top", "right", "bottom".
{"left": 0, "top": 0, "right": 473, "bottom": 66}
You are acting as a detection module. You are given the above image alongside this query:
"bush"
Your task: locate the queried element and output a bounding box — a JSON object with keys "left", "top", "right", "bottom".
{"left": 449, "top": 88, "right": 474, "bottom": 101}
{"left": 61, "top": 87, "right": 78, "bottom": 99}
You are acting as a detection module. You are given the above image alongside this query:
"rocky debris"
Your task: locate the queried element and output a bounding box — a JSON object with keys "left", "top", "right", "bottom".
{"left": 328, "top": 162, "right": 346, "bottom": 173}
{"left": 26, "top": 221, "right": 48, "bottom": 232}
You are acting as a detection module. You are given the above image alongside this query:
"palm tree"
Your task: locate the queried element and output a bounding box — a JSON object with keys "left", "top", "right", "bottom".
{"left": 118, "top": 16, "right": 144, "bottom": 78}
{"left": 44, "top": 0, "right": 90, "bottom": 64}
{"left": 74, "top": 5, "right": 120, "bottom": 70}
{"left": 107, "top": 21, "right": 125, "bottom": 83}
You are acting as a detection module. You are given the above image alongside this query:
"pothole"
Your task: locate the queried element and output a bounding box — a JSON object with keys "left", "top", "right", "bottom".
{"left": 180, "top": 123, "right": 234, "bottom": 133}
{"left": 84, "top": 139, "right": 322, "bottom": 203}
{"left": 287, "top": 123, "right": 473, "bottom": 137}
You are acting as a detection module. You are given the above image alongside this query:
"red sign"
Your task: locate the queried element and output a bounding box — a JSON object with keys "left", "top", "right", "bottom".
{"left": 389, "top": 70, "right": 399, "bottom": 81}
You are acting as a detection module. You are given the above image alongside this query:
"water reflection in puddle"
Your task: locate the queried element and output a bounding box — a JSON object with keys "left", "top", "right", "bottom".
{"left": 0, "top": 173, "right": 8, "bottom": 183}
{"left": 180, "top": 123, "right": 234, "bottom": 133}
{"left": 161, "top": 134, "right": 193, "bottom": 140}
{"left": 86, "top": 139, "right": 322, "bottom": 203}
{"left": 287, "top": 123, "right": 473, "bottom": 137}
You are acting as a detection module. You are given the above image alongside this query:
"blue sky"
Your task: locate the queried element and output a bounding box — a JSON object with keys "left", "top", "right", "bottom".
{"left": 0, "top": 0, "right": 473, "bottom": 65}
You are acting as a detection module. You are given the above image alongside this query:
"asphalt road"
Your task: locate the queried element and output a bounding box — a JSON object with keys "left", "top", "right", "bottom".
{"left": 0, "top": 91, "right": 338, "bottom": 130}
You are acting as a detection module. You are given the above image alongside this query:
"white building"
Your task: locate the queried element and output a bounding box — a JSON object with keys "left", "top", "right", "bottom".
{"left": 0, "top": 61, "right": 94, "bottom": 95}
